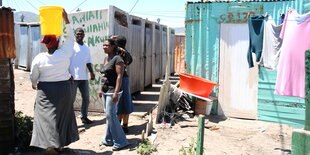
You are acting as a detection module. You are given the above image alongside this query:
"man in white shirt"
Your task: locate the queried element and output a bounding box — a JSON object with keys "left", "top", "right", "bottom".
{"left": 70, "top": 27, "right": 95, "bottom": 124}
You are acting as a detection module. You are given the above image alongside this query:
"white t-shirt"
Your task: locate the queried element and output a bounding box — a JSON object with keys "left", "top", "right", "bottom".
{"left": 69, "top": 42, "right": 92, "bottom": 80}
{"left": 30, "top": 24, "right": 74, "bottom": 87}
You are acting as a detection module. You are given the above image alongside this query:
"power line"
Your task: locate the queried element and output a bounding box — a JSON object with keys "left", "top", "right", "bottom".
{"left": 133, "top": 12, "right": 184, "bottom": 18}
{"left": 21, "top": 0, "right": 32, "bottom": 11}
{"left": 70, "top": 0, "right": 88, "bottom": 13}
{"left": 25, "top": 0, "right": 38, "bottom": 11}
{"left": 13, "top": 0, "right": 21, "bottom": 10}
{"left": 128, "top": 0, "right": 140, "bottom": 13}
{"left": 132, "top": 11, "right": 184, "bottom": 13}
{"left": 35, "top": 0, "right": 46, "bottom": 6}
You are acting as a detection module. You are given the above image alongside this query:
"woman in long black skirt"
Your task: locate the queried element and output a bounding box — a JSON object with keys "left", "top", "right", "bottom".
{"left": 29, "top": 9, "right": 79, "bottom": 154}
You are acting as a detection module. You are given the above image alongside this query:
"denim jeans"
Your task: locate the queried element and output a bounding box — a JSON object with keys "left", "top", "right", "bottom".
{"left": 72, "top": 80, "right": 90, "bottom": 118}
{"left": 101, "top": 92, "right": 128, "bottom": 148}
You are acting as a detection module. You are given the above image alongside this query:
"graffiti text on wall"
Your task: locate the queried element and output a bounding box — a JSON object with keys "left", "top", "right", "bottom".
{"left": 86, "top": 35, "right": 110, "bottom": 47}
{"left": 219, "top": 12, "right": 255, "bottom": 23}
{"left": 71, "top": 10, "right": 103, "bottom": 24}
{"left": 88, "top": 64, "right": 103, "bottom": 100}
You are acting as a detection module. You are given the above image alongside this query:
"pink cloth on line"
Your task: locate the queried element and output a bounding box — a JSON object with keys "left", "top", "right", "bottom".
{"left": 275, "top": 10, "right": 310, "bottom": 98}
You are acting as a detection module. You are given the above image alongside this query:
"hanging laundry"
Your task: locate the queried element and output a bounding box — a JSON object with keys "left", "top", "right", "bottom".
{"left": 279, "top": 13, "right": 285, "bottom": 25}
{"left": 259, "top": 15, "right": 282, "bottom": 70}
{"left": 275, "top": 10, "right": 310, "bottom": 98}
{"left": 247, "top": 15, "right": 266, "bottom": 68}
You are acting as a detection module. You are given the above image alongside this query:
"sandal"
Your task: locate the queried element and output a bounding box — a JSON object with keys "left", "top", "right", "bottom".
{"left": 99, "top": 142, "right": 113, "bottom": 147}
{"left": 112, "top": 144, "right": 129, "bottom": 151}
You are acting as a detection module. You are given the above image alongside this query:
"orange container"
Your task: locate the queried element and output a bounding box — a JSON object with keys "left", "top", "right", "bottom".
{"left": 179, "top": 73, "right": 218, "bottom": 98}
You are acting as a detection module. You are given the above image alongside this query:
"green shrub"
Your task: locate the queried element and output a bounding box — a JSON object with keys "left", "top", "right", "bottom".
{"left": 15, "top": 111, "right": 33, "bottom": 151}
{"left": 137, "top": 139, "right": 157, "bottom": 155}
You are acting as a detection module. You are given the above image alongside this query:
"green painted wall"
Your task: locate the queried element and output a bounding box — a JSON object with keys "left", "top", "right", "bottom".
{"left": 186, "top": 0, "right": 310, "bottom": 128}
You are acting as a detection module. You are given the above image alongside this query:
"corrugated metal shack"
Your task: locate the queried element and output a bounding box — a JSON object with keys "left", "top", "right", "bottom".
{"left": 14, "top": 22, "right": 44, "bottom": 70}
{"left": 186, "top": 0, "right": 309, "bottom": 128}
{"left": 66, "top": 5, "right": 175, "bottom": 112}
{"left": 145, "top": 20, "right": 153, "bottom": 87}
{"left": 0, "top": 7, "right": 16, "bottom": 155}
{"left": 168, "top": 28, "right": 176, "bottom": 75}
{"left": 174, "top": 34, "right": 186, "bottom": 74}
{"left": 153, "top": 23, "right": 162, "bottom": 82}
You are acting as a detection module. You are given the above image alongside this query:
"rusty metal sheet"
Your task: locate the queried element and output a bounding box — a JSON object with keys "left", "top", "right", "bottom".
{"left": 174, "top": 34, "right": 186, "bottom": 74}
{"left": 0, "top": 8, "right": 15, "bottom": 58}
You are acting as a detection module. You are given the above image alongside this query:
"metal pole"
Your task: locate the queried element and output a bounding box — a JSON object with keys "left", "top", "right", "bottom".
{"left": 196, "top": 115, "right": 205, "bottom": 155}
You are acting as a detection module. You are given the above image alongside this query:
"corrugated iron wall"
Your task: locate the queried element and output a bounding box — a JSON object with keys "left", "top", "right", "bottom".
{"left": 14, "top": 23, "right": 42, "bottom": 70}
{"left": 0, "top": 59, "right": 15, "bottom": 154}
{"left": 0, "top": 8, "right": 15, "bottom": 58}
{"left": 161, "top": 25, "right": 168, "bottom": 77}
{"left": 153, "top": 23, "right": 162, "bottom": 81}
{"left": 129, "top": 15, "right": 145, "bottom": 92}
{"left": 169, "top": 28, "right": 176, "bottom": 75}
{"left": 144, "top": 21, "right": 153, "bottom": 87}
{"left": 0, "top": 7, "right": 15, "bottom": 154}
{"left": 174, "top": 34, "right": 186, "bottom": 74}
{"left": 186, "top": 0, "right": 309, "bottom": 128}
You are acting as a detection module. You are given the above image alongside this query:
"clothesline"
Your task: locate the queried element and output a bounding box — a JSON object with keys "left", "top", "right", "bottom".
{"left": 185, "top": 18, "right": 310, "bottom": 22}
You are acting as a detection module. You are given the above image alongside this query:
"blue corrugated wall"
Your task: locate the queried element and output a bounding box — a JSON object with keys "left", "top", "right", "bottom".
{"left": 186, "top": 0, "right": 310, "bottom": 128}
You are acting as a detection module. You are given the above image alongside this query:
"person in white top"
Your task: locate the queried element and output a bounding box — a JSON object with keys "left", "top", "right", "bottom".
{"left": 29, "top": 9, "right": 79, "bottom": 154}
{"left": 70, "top": 27, "right": 95, "bottom": 124}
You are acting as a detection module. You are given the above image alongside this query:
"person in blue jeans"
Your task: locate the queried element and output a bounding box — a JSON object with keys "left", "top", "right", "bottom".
{"left": 111, "top": 35, "right": 133, "bottom": 133}
{"left": 99, "top": 38, "right": 128, "bottom": 151}
{"left": 70, "top": 27, "right": 95, "bottom": 124}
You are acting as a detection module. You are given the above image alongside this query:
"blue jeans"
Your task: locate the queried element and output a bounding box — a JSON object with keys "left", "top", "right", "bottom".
{"left": 101, "top": 92, "right": 128, "bottom": 148}
{"left": 72, "top": 80, "right": 90, "bottom": 118}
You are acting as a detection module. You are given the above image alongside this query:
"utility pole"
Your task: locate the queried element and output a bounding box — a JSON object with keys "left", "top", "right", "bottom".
{"left": 0, "top": 0, "right": 2, "bottom": 6}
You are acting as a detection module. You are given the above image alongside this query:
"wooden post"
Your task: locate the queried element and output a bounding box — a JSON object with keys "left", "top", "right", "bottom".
{"left": 196, "top": 115, "right": 205, "bottom": 155}
{"left": 292, "top": 50, "right": 310, "bottom": 154}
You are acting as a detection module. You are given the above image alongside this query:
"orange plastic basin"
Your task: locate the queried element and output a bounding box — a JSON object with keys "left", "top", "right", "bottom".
{"left": 179, "top": 73, "right": 219, "bottom": 98}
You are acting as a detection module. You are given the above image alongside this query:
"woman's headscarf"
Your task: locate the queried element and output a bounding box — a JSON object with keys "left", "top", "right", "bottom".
{"left": 41, "top": 35, "right": 59, "bottom": 49}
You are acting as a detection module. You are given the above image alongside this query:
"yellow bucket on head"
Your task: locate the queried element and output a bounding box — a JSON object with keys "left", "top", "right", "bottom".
{"left": 39, "top": 6, "right": 63, "bottom": 36}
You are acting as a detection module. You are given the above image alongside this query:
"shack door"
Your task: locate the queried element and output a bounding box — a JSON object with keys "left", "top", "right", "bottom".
{"left": 218, "top": 23, "right": 258, "bottom": 119}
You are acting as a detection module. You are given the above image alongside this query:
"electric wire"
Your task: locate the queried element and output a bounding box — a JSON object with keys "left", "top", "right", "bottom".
{"left": 70, "top": 0, "right": 88, "bottom": 13}
{"left": 128, "top": 0, "right": 140, "bottom": 13}
{"left": 35, "top": 0, "right": 46, "bottom": 6}
{"left": 134, "top": 12, "right": 184, "bottom": 18}
{"left": 12, "top": 0, "right": 21, "bottom": 11}
{"left": 17, "top": 0, "right": 35, "bottom": 12}
{"left": 25, "top": 0, "right": 38, "bottom": 11}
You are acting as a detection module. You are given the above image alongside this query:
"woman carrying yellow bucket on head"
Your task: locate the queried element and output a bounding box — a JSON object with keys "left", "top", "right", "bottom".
{"left": 30, "top": 8, "right": 79, "bottom": 154}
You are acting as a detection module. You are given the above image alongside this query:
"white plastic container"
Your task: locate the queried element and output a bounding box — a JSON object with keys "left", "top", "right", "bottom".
{"left": 205, "top": 102, "right": 213, "bottom": 115}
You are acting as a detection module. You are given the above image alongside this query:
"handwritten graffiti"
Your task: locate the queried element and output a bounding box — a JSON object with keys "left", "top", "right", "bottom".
{"left": 71, "top": 10, "right": 103, "bottom": 24}
{"left": 219, "top": 12, "right": 255, "bottom": 23}
{"left": 88, "top": 64, "right": 102, "bottom": 99}
{"left": 84, "top": 22, "right": 109, "bottom": 33}
{"left": 86, "top": 35, "right": 110, "bottom": 47}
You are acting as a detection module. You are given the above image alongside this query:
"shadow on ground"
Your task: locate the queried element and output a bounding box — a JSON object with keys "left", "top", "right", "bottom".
{"left": 77, "top": 118, "right": 105, "bottom": 130}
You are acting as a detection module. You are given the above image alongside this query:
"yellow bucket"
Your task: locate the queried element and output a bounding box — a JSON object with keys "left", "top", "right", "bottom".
{"left": 39, "top": 6, "right": 63, "bottom": 36}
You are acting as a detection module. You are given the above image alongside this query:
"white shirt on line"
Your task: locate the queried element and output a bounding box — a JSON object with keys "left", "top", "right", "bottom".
{"left": 30, "top": 24, "right": 74, "bottom": 87}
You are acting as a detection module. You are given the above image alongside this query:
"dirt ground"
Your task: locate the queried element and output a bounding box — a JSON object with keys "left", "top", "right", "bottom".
{"left": 13, "top": 68, "right": 294, "bottom": 155}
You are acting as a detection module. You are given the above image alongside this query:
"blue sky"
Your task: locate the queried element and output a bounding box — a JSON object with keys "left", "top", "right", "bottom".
{"left": 2, "top": 0, "right": 191, "bottom": 27}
